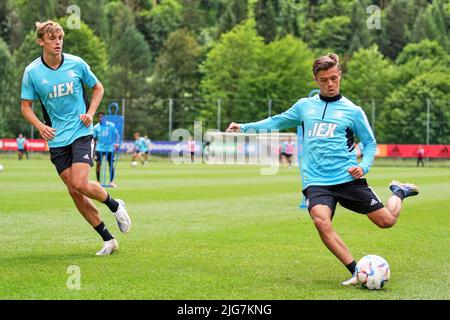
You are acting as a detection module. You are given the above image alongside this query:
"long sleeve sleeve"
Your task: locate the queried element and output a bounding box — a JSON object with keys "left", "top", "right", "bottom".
{"left": 240, "top": 103, "right": 302, "bottom": 133}
{"left": 353, "top": 107, "right": 377, "bottom": 174}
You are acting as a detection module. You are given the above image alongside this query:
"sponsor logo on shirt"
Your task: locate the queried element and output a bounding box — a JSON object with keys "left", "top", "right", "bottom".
{"left": 48, "top": 81, "right": 74, "bottom": 99}
{"left": 308, "top": 122, "right": 338, "bottom": 138}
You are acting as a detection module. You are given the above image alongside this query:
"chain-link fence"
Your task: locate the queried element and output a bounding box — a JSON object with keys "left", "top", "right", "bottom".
{"left": 97, "top": 97, "right": 450, "bottom": 145}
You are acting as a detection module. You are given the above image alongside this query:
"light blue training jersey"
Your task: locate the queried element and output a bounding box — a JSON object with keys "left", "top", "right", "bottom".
{"left": 21, "top": 53, "right": 99, "bottom": 148}
{"left": 134, "top": 137, "right": 148, "bottom": 152}
{"left": 240, "top": 94, "right": 377, "bottom": 189}
{"left": 93, "top": 121, "right": 118, "bottom": 153}
{"left": 16, "top": 137, "right": 26, "bottom": 150}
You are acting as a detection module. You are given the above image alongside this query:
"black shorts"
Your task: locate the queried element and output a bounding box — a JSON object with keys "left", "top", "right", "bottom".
{"left": 50, "top": 135, "right": 94, "bottom": 174}
{"left": 134, "top": 150, "right": 148, "bottom": 155}
{"left": 302, "top": 178, "right": 384, "bottom": 218}
{"left": 95, "top": 151, "right": 115, "bottom": 164}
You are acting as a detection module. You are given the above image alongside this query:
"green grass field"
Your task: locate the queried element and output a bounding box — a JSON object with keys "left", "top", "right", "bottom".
{"left": 0, "top": 156, "right": 449, "bottom": 300}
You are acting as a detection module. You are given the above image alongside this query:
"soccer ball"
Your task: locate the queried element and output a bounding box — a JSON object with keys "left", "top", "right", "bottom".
{"left": 131, "top": 161, "right": 138, "bottom": 167}
{"left": 356, "top": 255, "right": 390, "bottom": 290}
{"left": 0, "top": 164, "right": 3, "bottom": 172}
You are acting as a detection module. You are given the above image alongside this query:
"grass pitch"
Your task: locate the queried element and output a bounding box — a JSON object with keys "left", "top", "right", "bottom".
{"left": 0, "top": 156, "right": 449, "bottom": 300}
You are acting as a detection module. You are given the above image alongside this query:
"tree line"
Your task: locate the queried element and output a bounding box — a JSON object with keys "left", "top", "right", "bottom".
{"left": 0, "top": 0, "right": 449, "bottom": 143}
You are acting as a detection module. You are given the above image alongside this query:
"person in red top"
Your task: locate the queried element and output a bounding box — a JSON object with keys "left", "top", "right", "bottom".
{"left": 416, "top": 145, "right": 425, "bottom": 167}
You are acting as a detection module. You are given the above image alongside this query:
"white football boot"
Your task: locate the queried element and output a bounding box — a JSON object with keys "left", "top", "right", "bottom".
{"left": 113, "top": 199, "right": 131, "bottom": 233}
{"left": 96, "top": 239, "right": 119, "bottom": 256}
{"left": 341, "top": 274, "right": 358, "bottom": 286}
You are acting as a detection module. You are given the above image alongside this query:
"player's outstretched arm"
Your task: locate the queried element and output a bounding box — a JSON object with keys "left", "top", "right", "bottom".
{"left": 21, "top": 99, "right": 56, "bottom": 141}
{"left": 229, "top": 104, "right": 302, "bottom": 134}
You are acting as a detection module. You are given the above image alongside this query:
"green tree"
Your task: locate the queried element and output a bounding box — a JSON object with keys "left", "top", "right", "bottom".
{"left": 257, "top": 35, "right": 316, "bottom": 113}
{"left": 378, "top": 72, "right": 450, "bottom": 144}
{"left": 151, "top": 29, "right": 201, "bottom": 99}
{"left": 395, "top": 40, "right": 450, "bottom": 85}
{"left": 421, "top": 0, "right": 450, "bottom": 53}
{"left": 342, "top": 45, "right": 396, "bottom": 111}
{"left": 103, "top": 1, "right": 152, "bottom": 99}
{"left": 179, "top": 0, "right": 207, "bottom": 34}
{"left": 378, "top": 0, "right": 409, "bottom": 60}
{"left": 311, "top": 16, "right": 352, "bottom": 55}
{"left": 135, "top": 0, "right": 182, "bottom": 59}
{"left": 106, "top": 26, "right": 152, "bottom": 100}
{"left": 0, "top": 37, "right": 18, "bottom": 137}
{"left": 66, "top": 0, "right": 108, "bottom": 38}
{"left": 104, "top": 1, "right": 135, "bottom": 44}
{"left": 0, "top": 0, "right": 12, "bottom": 45}
{"left": 274, "top": 0, "right": 301, "bottom": 38}
{"left": 254, "top": 0, "right": 277, "bottom": 43}
{"left": 200, "top": 20, "right": 264, "bottom": 127}
{"left": 217, "top": 0, "right": 249, "bottom": 34}
{"left": 149, "top": 29, "right": 202, "bottom": 136}
{"left": 347, "top": 0, "right": 376, "bottom": 55}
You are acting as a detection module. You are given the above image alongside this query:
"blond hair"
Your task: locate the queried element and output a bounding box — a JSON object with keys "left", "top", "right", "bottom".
{"left": 312, "top": 53, "right": 340, "bottom": 77}
{"left": 35, "top": 20, "right": 64, "bottom": 39}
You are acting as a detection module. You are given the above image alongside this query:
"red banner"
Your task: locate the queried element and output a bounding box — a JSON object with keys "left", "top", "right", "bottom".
{"left": 384, "top": 144, "right": 450, "bottom": 158}
{"left": 1, "top": 138, "right": 449, "bottom": 158}
{"left": 0, "top": 139, "right": 48, "bottom": 151}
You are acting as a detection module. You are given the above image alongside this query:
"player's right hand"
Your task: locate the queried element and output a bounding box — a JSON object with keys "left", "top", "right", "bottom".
{"left": 38, "top": 124, "right": 56, "bottom": 141}
{"left": 226, "top": 122, "right": 241, "bottom": 132}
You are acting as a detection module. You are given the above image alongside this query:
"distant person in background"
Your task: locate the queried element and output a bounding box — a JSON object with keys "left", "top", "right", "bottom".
{"left": 93, "top": 112, "right": 119, "bottom": 187}
{"left": 16, "top": 134, "right": 27, "bottom": 160}
{"left": 132, "top": 132, "right": 149, "bottom": 166}
{"left": 144, "top": 135, "right": 152, "bottom": 162}
{"left": 280, "top": 137, "right": 295, "bottom": 168}
{"left": 23, "top": 135, "right": 29, "bottom": 159}
{"left": 187, "top": 136, "right": 195, "bottom": 163}
{"left": 416, "top": 145, "right": 425, "bottom": 167}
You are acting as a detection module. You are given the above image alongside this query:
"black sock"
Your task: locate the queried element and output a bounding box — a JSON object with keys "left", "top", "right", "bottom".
{"left": 96, "top": 171, "right": 100, "bottom": 182}
{"left": 103, "top": 193, "right": 119, "bottom": 212}
{"left": 94, "top": 221, "right": 114, "bottom": 241}
{"left": 346, "top": 261, "right": 357, "bottom": 275}
{"left": 393, "top": 190, "right": 405, "bottom": 200}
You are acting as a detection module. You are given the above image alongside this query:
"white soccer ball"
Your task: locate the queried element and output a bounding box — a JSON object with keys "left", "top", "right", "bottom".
{"left": 356, "top": 255, "right": 390, "bottom": 290}
{"left": 131, "top": 161, "right": 138, "bottom": 167}
{"left": 0, "top": 164, "right": 3, "bottom": 172}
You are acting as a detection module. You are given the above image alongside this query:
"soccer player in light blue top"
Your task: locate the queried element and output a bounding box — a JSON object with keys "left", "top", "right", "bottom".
{"left": 132, "top": 132, "right": 149, "bottom": 166}
{"left": 93, "top": 112, "right": 120, "bottom": 187}
{"left": 16, "top": 133, "right": 27, "bottom": 160}
{"left": 227, "top": 53, "right": 419, "bottom": 286}
{"left": 20, "top": 20, "right": 131, "bottom": 255}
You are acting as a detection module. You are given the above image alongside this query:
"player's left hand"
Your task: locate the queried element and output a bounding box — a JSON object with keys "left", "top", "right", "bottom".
{"left": 79, "top": 113, "right": 93, "bottom": 127}
{"left": 348, "top": 166, "right": 364, "bottom": 179}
